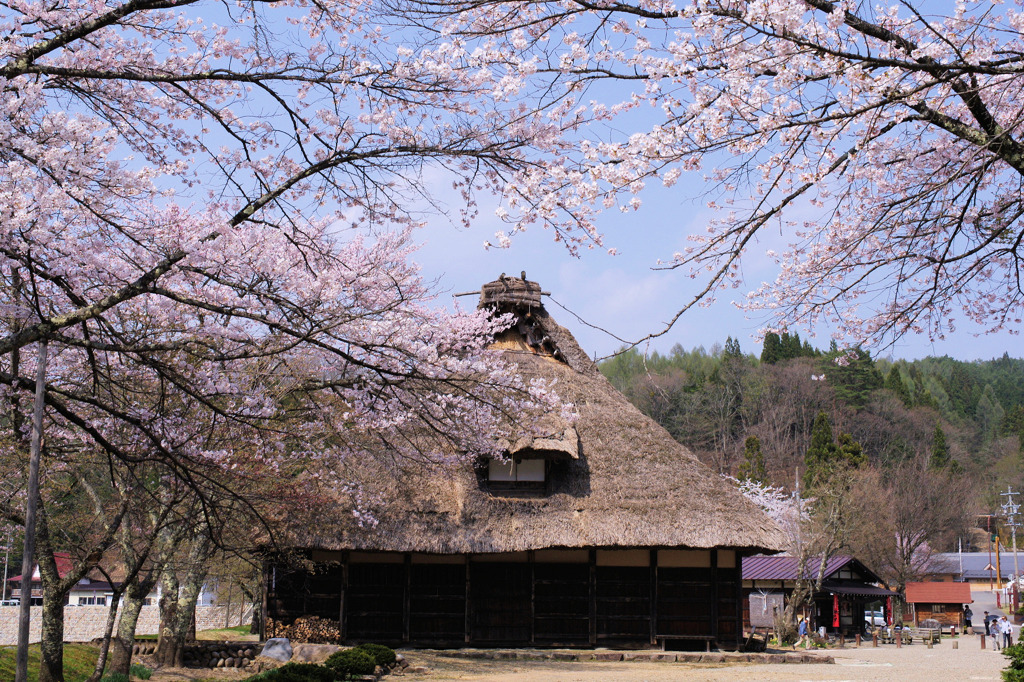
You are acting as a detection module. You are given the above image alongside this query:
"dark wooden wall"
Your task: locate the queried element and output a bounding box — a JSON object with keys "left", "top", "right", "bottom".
{"left": 266, "top": 549, "right": 743, "bottom": 649}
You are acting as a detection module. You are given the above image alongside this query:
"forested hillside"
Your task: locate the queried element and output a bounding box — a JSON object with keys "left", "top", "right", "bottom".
{"left": 598, "top": 334, "right": 1024, "bottom": 521}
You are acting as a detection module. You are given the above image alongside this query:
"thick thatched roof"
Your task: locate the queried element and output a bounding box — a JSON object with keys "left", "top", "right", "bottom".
{"left": 294, "top": 276, "right": 785, "bottom": 555}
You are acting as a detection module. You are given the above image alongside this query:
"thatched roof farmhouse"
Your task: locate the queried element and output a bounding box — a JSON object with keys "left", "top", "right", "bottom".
{"left": 265, "top": 276, "right": 784, "bottom": 650}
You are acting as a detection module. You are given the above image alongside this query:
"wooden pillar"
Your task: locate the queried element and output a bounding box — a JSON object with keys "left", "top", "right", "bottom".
{"left": 339, "top": 551, "right": 349, "bottom": 643}
{"left": 650, "top": 549, "right": 658, "bottom": 645}
{"left": 403, "top": 553, "right": 411, "bottom": 643}
{"left": 464, "top": 557, "right": 472, "bottom": 644}
{"left": 529, "top": 550, "right": 536, "bottom": 645}
{"left": 711, "top": 549, "right": 719, "bottom": 644}
{"left": 735, "top": 552, "right": 744, "bottom": 648}
{"left": 589, "top": 549, "right": 597, "bottom": 646}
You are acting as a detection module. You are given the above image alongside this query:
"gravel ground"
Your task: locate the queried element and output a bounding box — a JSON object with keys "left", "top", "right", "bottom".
{"left": 141, "top": 637, "right": 1010, "bottom": 682}
{"left": 409, "top": 640, "right": 1008, "bottom": 682}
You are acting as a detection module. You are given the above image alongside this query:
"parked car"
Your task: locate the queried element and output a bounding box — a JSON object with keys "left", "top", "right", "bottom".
{"left": 865, "top": 610, "right": 885, "bottom": 627}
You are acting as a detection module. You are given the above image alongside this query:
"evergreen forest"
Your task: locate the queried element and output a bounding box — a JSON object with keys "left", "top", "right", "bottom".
{"left": 598, "top": 333, "right": 1024, "bottom": 548}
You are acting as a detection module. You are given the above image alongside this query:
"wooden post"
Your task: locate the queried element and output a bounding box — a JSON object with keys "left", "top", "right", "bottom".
{"left": 896, "top": 631, "right": 902, "bottom": 648}
{"left": 224, "top": 582, "right": 233, "bottom": 628}
{"left": 872, "top": 631, "right": 878, "bottom": 647}
{"left": 855, "top": 634, "right": 861, "bottom": 647}
{"left": 529, "top": 550, "right": 536, "bottom": 646}
{"left": 588, "top": 549, "right": 597, "bottom": 646}
{"left": 711, "top": 549, "right": 719, "bottom": 645}
{"left": 735, "top": 556, "right": 744, "bottom": 652}
{"left": 403, "top": 554, "right": 411, "bottom": 644}
{"left": 953, "top": 639, "right": 958, "bottom": 649}
{"left": 464, "top": 557, "right": 471, "bottom": 645}
{"left": 649, "top": 549, "right": 657, "bottom": 645}
{"left": 15, "top": 341, "right": 47, "bottom": 682}
{"left": 981, "top": 633, "right": 986, "bottom": 649}
{"left": 927, "top": 636, "right": 933, "bottom": 649}
{"left": 339, "top": 552, "right": 348, "bottom": 643}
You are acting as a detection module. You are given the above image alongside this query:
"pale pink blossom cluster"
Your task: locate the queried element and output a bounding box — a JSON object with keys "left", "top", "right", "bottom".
{"left": 726, "top": 475, "right": 812, "bottom": 552}
{"left": 0, "top": 0, "right": 579, "bottom": 501}
{"left": 425, "top": 0, "right": 1024, "bottom": 347}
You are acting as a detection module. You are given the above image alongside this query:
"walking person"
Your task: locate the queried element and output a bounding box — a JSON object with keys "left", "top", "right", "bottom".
{"left": 990, "top": 615, "right": 1001, "bottom": 650}
{"left": 1001, "top": 616, "right": 1013, "bottom": 649}
{"left": 797, "top": 616, "right": 809, "bottom": 649}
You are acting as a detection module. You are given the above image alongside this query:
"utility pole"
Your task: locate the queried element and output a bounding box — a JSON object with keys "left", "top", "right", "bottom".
{"left": 1001, "top": 487, "right": 1021, "bottom": 610}
{"left": 987, "top": 515, "right": 995, "bottom": 591}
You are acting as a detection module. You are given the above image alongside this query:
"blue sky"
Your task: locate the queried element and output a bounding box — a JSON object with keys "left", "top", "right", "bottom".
{"left": 413, "top": 176, "right": 1021, "bottom": 363}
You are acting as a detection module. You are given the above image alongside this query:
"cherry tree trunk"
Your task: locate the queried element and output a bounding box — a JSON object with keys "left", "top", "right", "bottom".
{"left": 155, "top": 571, "right": 181, "bottom": 668}
{"left": 38, "top": 591, "right": 65, "bottom": 682}
{"left": 108, "top": 583, "right": 149, "bottom": 675}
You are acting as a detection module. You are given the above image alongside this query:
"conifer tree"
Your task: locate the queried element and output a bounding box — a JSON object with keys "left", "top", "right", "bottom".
{"left": 737, "top": 435, "right": 769, "bottom": 485}
{"left": 724, "top": 336, "right": 743, "bottom": 361}
{"left": 803, "top": 412, "right": 838, "bottom": 490}
{"left": 929, "top": 424, "right": 951, "bottom": 470}
{"left": 837, "top": 432, "right": 867, "bottom": 469}
{"left": 781, "top": 332, "right": 801, "bottom": 361}
{"left": 761, "top": 333, "right": 782, "bottom": 364}
{"left": 803, "top": 412, "right": 866, "bottom": 489}
{"left": 884, "top": 366, "right": 913, "bottom": 407}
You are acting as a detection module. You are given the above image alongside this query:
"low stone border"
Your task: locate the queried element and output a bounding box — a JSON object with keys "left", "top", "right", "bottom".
{"left": 184, "top": 642, "right": 264, "bottom": 668}
{"left": 428, "top": 648, "right": 833, "bottom": 665}
{"left": 132, "top": 641, "right": 264, "bottom": 668}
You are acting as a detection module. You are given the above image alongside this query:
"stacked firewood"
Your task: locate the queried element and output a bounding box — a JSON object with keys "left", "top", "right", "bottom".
{"left": 266, "top": 616, "right": 341, "bottom": 643}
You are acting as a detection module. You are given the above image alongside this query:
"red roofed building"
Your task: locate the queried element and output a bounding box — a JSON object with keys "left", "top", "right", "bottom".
{"left": 7, "top": 553, "right": 115, "bottom": 606}
{"left": 904, "top": 582, "right": 973, "bottom": 628}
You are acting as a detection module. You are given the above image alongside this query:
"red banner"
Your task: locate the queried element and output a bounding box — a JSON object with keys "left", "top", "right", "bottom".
{"left": 833, "top": 594, "right": 840, "bottom": 628}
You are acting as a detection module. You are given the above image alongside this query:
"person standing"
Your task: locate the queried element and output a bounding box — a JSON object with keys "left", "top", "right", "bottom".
{"left": 990, "top": 615, "right": 1001, "bottom": 651}
{"left": 1001, "top": 616, "right": 1013, "bottom": 649}
{"left": 964, "top": 605, "right": 973, "bottom": 631}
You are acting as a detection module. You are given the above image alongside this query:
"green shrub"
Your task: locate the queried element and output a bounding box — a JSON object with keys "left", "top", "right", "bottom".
{"left": 100, "top": 673, "right": 130, "bottom": 682}
{"left": 354, "top": 643, "right": 396, "bottom": 668}
{"left": 324, "top": 648, "right": 376, "bottom": 679}
{"left": 129, "top": 662, "right": 153, "bottom": 680}
{"left": 1003, "top": 643, "right": 1024, "bottom": 681}
{"left": 246, "top": 662, "right": 336, "bottom": 682}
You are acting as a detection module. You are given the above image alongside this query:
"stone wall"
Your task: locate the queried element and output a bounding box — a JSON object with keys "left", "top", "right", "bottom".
{"left": 0, "top": 604, "right": 253, "bottom": 646}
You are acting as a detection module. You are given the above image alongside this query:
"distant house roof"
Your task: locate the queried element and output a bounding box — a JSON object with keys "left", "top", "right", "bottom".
{"left": 743, "top": 555, "right": 880, "bottom": 582}
{"left": 905, "top": 581, "right": 973, "bottom": 605}
{"left": 8, "top": 552, "right": 123, "bottom": 586}
{"left": 8, "top": 552, "right": 74, "bottom": 583}
{"left": 927, "top": 552, "right": 1017, "bottom": 581}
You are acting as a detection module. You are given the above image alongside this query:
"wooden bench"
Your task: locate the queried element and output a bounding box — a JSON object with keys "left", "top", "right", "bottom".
{"left": 874, "top": 628, "right": 913, "bottom": 644}
{"left": 657, "top": 635, "right": 716, "bottom": 651}
{"left": 907, "top": 627, "right": 941, "bottom": 644}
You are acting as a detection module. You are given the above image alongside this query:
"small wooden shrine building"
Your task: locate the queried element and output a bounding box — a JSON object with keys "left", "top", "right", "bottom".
{"left": 742, "top": 555, "right": 894, "bottom": 636}
{"left": 264, "top": 276, "right": 784, "bottom": 650}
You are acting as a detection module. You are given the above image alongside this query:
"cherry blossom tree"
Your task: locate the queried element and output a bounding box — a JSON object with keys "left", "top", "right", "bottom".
{"left": 418, "top": 0, "right": 1024, "bottom": 347}
{"left": 729, "top": 474, "right": 849, "bottom": 638}
{"left": 0, "top": 2, "right": 579, "bottom": 678}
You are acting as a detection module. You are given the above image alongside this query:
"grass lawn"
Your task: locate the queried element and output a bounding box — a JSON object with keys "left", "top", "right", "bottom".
{"left": 197, "top": 625, "right": 258, "bottom": 642}
{"left": 0, "top": 643, "right": 99, "bottom": 682}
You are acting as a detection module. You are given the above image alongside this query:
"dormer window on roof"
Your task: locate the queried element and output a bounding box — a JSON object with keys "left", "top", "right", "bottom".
{"left": 483, "top": 426, "right": 579, "bottom": 497}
